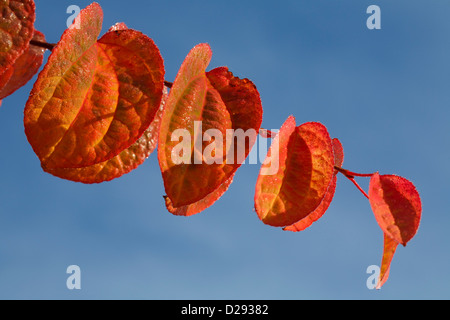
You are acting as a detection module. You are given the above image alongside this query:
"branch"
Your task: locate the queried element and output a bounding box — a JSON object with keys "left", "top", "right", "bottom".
{"left": 30, "top": 39, "right": 56, "bottom": 51}
{"left": 164, "top": 81, "right": 173, "bottom": 89}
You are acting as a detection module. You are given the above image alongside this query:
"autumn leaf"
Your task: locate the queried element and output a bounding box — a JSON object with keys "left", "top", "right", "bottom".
{"left": 164, "top": 173, "right": 235, "bottom": 217}
{"left": 0, "top": 30, "right": 46, "bottom": 100}
{"left": 283, "top": 138, "right": 344, "bottom": 232}
{"left": 0, "top": 67, "right": 13, "bottom": 94}
{"left": 369, "top": 173, "right": 422, "bottom": 246}
{"left": 0, "top": 0, "right": 36, "bottom": 72}
{"left": 44, "top": 88, "right": 168, "bottom": 183}
{"left": 332, "top": 138, "right": 344, "bottom": 169}
{"left": 255, "top": 116, "right": 335, "bottom": 227}
{"left": 376, "top": 233, "right": 399, "bottom": 289}
{"left": 24, "top": 3, "right": 165, "bottom": 171}
{"left": 158, "top": 44, "right": 262, "bottom": 208}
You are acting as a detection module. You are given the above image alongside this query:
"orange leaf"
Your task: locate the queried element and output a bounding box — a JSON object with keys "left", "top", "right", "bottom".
{"left": 369, "top": 173, "right": 422, "bottom": 246}
{"left": 283, "top": 175, "right": 337, "bottom": 232}
{"left": 0, "top": 67, "right": 14, "bottom": 92}
{"left": 332, "top": 138, "right": 344, "bottom": 169}
{"left": 24, "top": 3, "right": 165, "bottom": 171}
{"left": 0, "top": 0, "right": 36, "bottom": 71}
{"left": 376, "top": 233, "right": 399, "bottom": 289}
{"left": 283, "top": 138, "right": 344, "bottom": 232}
{"left": 0, "top": 30, "right": 46, "bottom": 100}
{"left": 158, "top": 44, "right": 262, "bottom": 208}
{"left": 164, "top": 173, "right": 235, "bottom": 217}
{"left": 255, "top": 116, "right": 335, "bottom": 227}
{"left": 43, "top": 88, "right": 168, "bottom": 183}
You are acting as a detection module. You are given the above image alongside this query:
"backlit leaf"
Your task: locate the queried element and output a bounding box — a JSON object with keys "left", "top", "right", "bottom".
{"left": 24, "top": 3, "right": 165, "bottom": 171}
{"left": 44, "top": 88, "right": 168, "bottom": 183}
{"left": 164, "top": 173, "right": 235, "bottom": 217}
{"left": 283, "top": 138, "right": 344, "bottom": 232}
{"left": 0, "top": 66, "right": 13, "bottom": 92}
{"left": 283, "top": 175, "right": 337, "bottom": 232}
{"left": 158, "top": 44, "right": 262, "bottom": 208}
{"left": 255, "top": 116, "right": 335, "bottom": 227}
{"left": 376, "top": 233, "right": 399, "bottom": 289}
{"left": 369, "top": 173, "right": 422, "bottom": 246}
{"left": 332, "top": 138, "right": 344, "bottom": 169}
{"left": 0, "top": 30, "right": 45, "bottom": 100}
{"left": 0, "top": 0, "right": 36, "bottom": 71}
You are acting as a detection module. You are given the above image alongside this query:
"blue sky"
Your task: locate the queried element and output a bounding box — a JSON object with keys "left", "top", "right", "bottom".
{"left": 0, "top": 0, "right": 449, "bottom": 299}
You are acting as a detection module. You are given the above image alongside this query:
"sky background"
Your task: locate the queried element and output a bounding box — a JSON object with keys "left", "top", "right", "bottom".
{"left": 0, "top": 0, "right": 448, "bottom": 300}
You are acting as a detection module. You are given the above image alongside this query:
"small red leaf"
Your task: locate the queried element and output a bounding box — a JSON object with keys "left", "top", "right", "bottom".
{"left": 377, "top": 233, "right": 399, "bottom": 289}
{"left": 0, "top": 30, "right": 46, "bottom": 100}
{"left": 0, "top": 0, "right": 36, "bottom": 72}
{"left": 24, "top": 3, "right": 165, "bottom": 171}
{"left": 164, "top": 173, "right": 235, "bottom": 217}
{"left": 332, "top": 138, "right": 344, "bottom": 169}
{"left": 369, "top": 173, "right": 422, "bottom": 246}
{"left": 255, "top": 116, "right": 335, "bottom": 227}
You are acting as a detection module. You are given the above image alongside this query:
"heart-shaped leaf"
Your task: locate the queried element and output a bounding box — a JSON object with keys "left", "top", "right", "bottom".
{"left": 255, "top": 116, "right": 335, "bottom": 227}
{"left": 0, "top": 30, "right": 46, "bottom": 100}
{"left": 24, "top": 3, "right": 165, "bottom": 171}
{"left": 369, "top": 173, "right": 422, "bottom": 246}
{"left": 283, "top": 138, "right": 343, "bottom": 232}
{"left": 0, "top": 0, "right": 36, "bottom": 72}
{"left": 44, "top": 88, "right": 168, "bottom": 183}
{"left": 158, "top": 44, "right": 262, "bottom": 208}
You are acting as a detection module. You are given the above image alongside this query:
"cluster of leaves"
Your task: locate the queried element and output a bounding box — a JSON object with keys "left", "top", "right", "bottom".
{"left": 0, "top": 1, "right": 422, "bottom": 289}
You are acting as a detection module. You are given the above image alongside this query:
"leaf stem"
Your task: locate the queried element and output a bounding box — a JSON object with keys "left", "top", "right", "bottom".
{"left": 334, "top": 166, "right": 375, "bottom": 178}
{"left": 348, "top": 177, "right": 370, "bottom": 199}
{"left": 334, "top": 166, "right": 373, "bottom": 199}
{"left": 164, "top": 81, "right": 173, "bottom": 89}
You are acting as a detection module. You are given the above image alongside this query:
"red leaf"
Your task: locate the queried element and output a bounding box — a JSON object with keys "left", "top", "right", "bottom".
{"left": 369, "top": 173, "right": 422, "bottom": 246}
{"left": 24, "top": 3, "right": 165, "bottom": 171}
{"left": 283, "top": 175, "right": 337, "bottom": 232}
{"left": 43, "top": 88, "right": 168, "bottom": 183}
{"left": 0, "top": 67, "right": 14, "bottom": 92}
{"left": 283, "top": 138, "right": 344, "bottom": 232}
{"left": 0, "top": 0, "right": 36, "bottom": 72}
{"left": 255, "top": 116, "right": 335, "bottom": 227}
{"left": 0, "top": 30, "right": 46, "bottom": 100}
{"left": 376, "top": 233, "right": 399, "bottom": 289}
{"left": 158, "top": 44, "right": 262, "bottom": 208}
{"left": 164, "top": 173, "right": 235, "bottom": 217}
{"left": 332, "top": 138, "right": 344, "bottom": 169}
